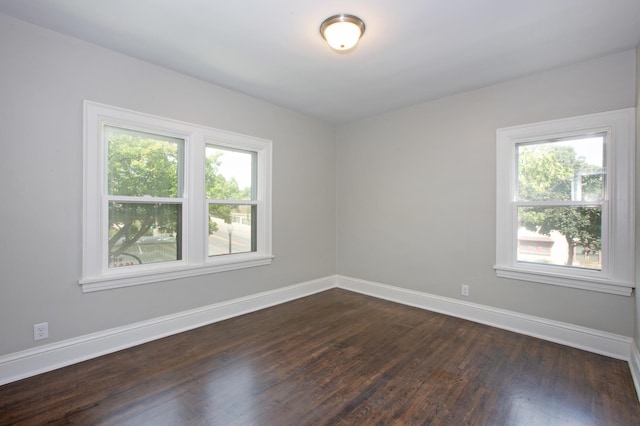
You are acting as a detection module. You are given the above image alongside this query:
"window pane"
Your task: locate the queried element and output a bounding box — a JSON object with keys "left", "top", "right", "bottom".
{"left": 517, "top": 135, "right": 605, "bottom": 202}
{"left": 106, "top": 125, "right": 183, "bottom": 197}
{"left": 205, "top": 146, "right": 255, "bottom": 200}
{"left": 208, "top": 204, "right": 255, "bottom": 256}
{"left": 517, "top": 206, "right": 601, "bottom": 270}
{"left": 108, "top": 202, "right": 182, "bottom": 267}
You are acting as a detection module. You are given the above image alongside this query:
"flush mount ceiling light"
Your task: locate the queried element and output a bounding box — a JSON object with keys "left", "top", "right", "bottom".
{"left": 320, "top": 14, "right": 366, "bottom": 52}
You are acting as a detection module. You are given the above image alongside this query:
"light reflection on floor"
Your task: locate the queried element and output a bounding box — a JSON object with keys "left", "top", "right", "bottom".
{"left": 502, "top": 387, "right": 598, "bottom": 426}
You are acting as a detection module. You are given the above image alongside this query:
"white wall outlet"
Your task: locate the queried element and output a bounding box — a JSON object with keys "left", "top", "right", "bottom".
{"left": 461, "top": 285, "right": 470, "bottom": 297}
{"left": 34, "top": 322, "right": 48, "bottom": 340}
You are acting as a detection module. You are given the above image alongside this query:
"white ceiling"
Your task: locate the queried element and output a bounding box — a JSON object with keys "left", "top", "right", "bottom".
{"left": 1, "top": 0, "right": 640, "bottom": 124}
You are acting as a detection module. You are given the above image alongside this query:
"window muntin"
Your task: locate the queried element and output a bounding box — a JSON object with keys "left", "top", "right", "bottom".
{"left": 515, "top": 135, "right": 605, "bottom": 271}
{"left": 495, "top": 109, "right": 635, "bottom": 296}
{"left": 82, "top": 101, "right": 273, "bottom": 292}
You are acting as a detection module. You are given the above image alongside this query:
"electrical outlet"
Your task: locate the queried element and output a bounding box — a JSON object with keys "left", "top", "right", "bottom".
{"left": 461, "top": 285, "right": 470, "bottom": 297}
{"left": 34, "top": 322, "right": 48, "bottom": 341}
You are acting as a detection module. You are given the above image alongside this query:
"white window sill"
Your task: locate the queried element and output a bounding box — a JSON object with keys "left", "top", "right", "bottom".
{"left": 80, "top": 254, "right": 274, "bottom": 293}
{"left": 494, "top": 265, "right": 633, "bottom": 296}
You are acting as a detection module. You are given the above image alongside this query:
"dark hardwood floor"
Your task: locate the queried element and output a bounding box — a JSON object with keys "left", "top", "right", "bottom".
{"left": 1, "top": 289, "right": 639, "bottom": 425}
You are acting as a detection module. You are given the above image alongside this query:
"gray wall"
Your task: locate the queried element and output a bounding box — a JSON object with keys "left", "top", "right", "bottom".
{"left": 635, "top": 43, "right": 640, "bottom": 351}
{"left": 1, "top": 12, "right": 638, "bottom": 359}
{"left": 0, "top": 15, "right": 336, "bottom": 355}
{"left": 336, "top": 49, "right": 637, "bottom": 336}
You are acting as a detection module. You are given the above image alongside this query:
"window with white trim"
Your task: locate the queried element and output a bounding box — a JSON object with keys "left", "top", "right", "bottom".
{"left": 82, "top": 101, "right": 273, "bottom": 292}
{"left": 495, "top": 109, "right": 635, "bottom": 296}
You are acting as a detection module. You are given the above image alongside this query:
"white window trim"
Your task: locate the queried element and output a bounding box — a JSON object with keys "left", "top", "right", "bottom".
{"left": 495, "top": 108, "right": 635, "bottom": 296}
{"left": 81, "top": 101, "right": 273, "bottom": 292}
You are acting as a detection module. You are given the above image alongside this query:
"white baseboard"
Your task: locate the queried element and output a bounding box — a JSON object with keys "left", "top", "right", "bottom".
{"left": 0, "top": 275, "right": 336, "bottom": 386}
{"left": 1, "top": 274, "right": 635, "bottom": 394}
{"left": 630, "top": 342, "right": 640, "bottom": 402}
{"left": 336, "top": 275, "right": 632, "bottom": 361}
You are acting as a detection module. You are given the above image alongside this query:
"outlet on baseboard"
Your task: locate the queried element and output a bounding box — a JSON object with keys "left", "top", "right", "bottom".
{"left": 34, "top": 322, "right": 48, "bottom": 341}
{"left": 461, "top": 285, "right": 470, "bottom": 297}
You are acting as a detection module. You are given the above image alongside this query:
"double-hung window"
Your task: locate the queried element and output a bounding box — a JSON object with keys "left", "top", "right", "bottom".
{"left": 206, "top": 145, "right": 257, "bottom": 257}
{"left": 104, "top": 126, "right": 185, "bottom": 268}
{"left": 82, "top": 101, "right": 272, "bottom": 292}
{"left": 495, "top": 109, "right": 635, "bottom": 295}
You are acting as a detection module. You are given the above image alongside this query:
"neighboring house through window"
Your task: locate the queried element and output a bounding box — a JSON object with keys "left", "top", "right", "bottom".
{"left": 82, "top": 101, "right": 273, "bottom": 292}
{"left": 495, "top": 109, "right": 635, "bottom": 295}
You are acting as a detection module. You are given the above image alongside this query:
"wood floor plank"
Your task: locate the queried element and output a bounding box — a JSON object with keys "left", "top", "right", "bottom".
{"left": 1, "top": 289, "right": 639, "bottom": 425}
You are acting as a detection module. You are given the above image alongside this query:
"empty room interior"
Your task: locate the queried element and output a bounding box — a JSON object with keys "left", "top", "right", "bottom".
{"left": 1, "top": 1, "right": 640, "bottom": 424}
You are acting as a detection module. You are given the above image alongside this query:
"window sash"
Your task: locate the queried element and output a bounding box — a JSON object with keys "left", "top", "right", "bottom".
{"left": 101, "top": 196, "right": 188, "bottom": 274}
{"left": 104, "top": 124, "right": 186, "bottom": 198}
{"left": 513, "top": 203, "right": 606, "bottom": 272}
{"left": 515, "top": 133, "right": 607, "bottom": 203}
{"left": 205, "top": 144, "right": 257, "bottom": 202}
{"left": 207, "top": 202, "right": 257, "bottom": 256}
